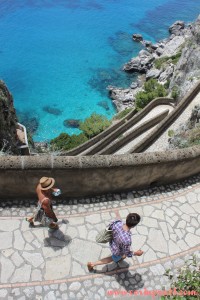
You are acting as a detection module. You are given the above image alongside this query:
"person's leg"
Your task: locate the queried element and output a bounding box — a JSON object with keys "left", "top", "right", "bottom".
{"left": 87, "top": 256, "right": 113, "bottom": 271}
{"left": 92, "top": 256, "right": 113, "bottom": 267}
{"left": 26, "top": 216, "right": 34, "bottom": 227}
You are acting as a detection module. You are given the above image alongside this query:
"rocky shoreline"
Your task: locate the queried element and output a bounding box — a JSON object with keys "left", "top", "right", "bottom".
{"left": 108, "top": 15, "right": 200, "bottom": 111}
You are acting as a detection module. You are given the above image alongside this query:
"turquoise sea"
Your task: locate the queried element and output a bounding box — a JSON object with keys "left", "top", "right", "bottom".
{"left": 0, "top": 0, "right": 199, "bottom": 141}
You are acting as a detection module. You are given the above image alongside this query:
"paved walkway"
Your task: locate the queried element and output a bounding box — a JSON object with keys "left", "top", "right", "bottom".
{"left": 0, "top": 175, "right": 200, "bottom": 300}
{"left": 115, "top": 104, "right": 174, "bottom": 154}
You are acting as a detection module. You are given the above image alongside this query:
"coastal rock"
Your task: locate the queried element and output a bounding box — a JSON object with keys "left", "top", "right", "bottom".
{"left": 146, "top": 68, "right": 161, "bottom": 80}
{"left": 169, "top": 21, "right": 185, "bottom": 35}
{"left": 123, "top": 50, "right": 154, "bottom": 73}
{"left": 160, "top": 35, "right": 185, "bottom": 57}
{"left": 169, "top": 15, "right": 200, "bottom": 99}
{"left": 158, "top": 65, "right": 174, "bottom": 83}
{"left": 63, "top": 119, "right": 81, "bottom": 128}
{"left": 132, "top": 34, "right": 143, "bottom": 42}
{"left": 142, "top": 40, "right": 152, "bottom": 48}
{"left": 108, "top": 86, "right": 142, "bottom": 111}
{"left": 0, "top": 81, "right": 19, "bottom": 154}
{"left": 97, "top": 101, "right": 109, "bottom": 111}
{"left": 43, "top": 106, "right": 62, "bottom": 116}
{"left": 156, "top": 47, "right": 164, "bottom": 56}
{"left": 130, "top": 82, "right": 138, "bottom": 89}
{"left": 108, "top": 15, "right": 200, "bottom": 110}
{"left": 151, "top": 43, "right": 160, "bottom": 50}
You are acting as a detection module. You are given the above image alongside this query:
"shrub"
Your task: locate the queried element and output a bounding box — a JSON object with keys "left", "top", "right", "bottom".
{"left": 169, "top": 126, "right": 200, "bottom": 149}
{"left": 154, "top": 56, "right": 169, "bottom": 69}
{"left": 50, "top": 133, "right": 88, "bottom": 151}
{"left": 79, "top": 113, "right": 111, "bottom": 138}
{"left": 27, "top": 131, "right": 34, "bottom": 148}
{"left": 154, "top": 52, "right": 181, "bottom": 69}
{"left": 171, "top": 86, "right": 180, "bottom": 100}
{"left": 161, "top": 255, "right": 200, "bottom": 300}
{"left": 171, "top": 52, "right": 181, "bottom": 65}
{"left": 168, "top": 129, "right": 175, "bottom": 137}
{"left": 135, "top": 79, "right": 168, "bottom": 110}
{"left": 113, "top": 108, "right": 132, "bottom": 120}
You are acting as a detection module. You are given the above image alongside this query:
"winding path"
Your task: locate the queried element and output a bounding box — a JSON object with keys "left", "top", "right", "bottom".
{"left": 0, "top": 175, "right": 199, "bottom": 299}
{"left": 115, "top": 105, "right": 173, "bottom": 154}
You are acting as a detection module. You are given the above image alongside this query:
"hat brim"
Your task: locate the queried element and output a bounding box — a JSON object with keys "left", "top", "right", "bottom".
{"left": 40, "top": 178, "right": 55, "bottom": 190}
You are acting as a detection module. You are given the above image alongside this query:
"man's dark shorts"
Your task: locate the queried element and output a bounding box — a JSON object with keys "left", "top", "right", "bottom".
{"left": 112, "top": 254, "right": 122, "bottom": 262}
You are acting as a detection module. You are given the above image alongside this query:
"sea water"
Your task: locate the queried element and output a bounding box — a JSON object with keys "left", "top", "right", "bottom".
{"left": 0, "top": 0, "right": 199, "bottom": 141}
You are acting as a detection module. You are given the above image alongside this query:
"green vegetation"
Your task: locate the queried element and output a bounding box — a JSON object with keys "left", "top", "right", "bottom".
{"left": 154, "top": 52, "right": 182, "bottom": 69}
{"left": 79, "top": 113, "right": 111, "bottom": 139}
{"left": 135, "top": 79, "right": 168, "bottom": 110}
{"left": 169, "top": 126, "right": 200, "bottom": 149}
{"left": 50, "top": 113, "right": 111, "bottom": 151}
{"left": 154, "top": 56, "right": 169, "bottom": 69}
{"left": 171, "top": 85, "right": 180, "bottom": 100}
{"left": 27, "top": 132, "right": 34, "bottom": 148}
{"left": 50, "top": 133, "right": 88, "bottom": 151}
{"left": 161, "top": 255, "right": 200, "bottom": 300}
{"left": 113, "top": 108, "right": 132, "bottom": 120}
{"left": 168, "top": 129, "right": 175, "bottom": 137}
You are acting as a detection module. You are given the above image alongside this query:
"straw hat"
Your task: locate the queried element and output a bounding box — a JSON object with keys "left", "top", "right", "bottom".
{"left": 39, "top": 177, "right": 55, "bottom": 190}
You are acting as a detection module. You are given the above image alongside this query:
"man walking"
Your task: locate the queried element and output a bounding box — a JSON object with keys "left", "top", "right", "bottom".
{"left": 87, "top": 213, "right": 143, "bottom": 271}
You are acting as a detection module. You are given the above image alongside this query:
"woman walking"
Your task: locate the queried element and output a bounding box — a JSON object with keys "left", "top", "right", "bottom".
{"left": 26, "top": 177, "right": 60, "bottom": 230}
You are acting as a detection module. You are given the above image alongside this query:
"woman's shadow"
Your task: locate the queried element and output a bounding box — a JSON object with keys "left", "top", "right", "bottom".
{"left": 43, "top": 220, "right": 72, "bottom": 251}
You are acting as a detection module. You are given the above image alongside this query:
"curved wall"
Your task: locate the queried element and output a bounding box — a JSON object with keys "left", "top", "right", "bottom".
{"left": 0, "top": 145, "right": 200, "bottom": 199}
{"left": 63, "top": 97, "right": 174, "bottom": 156}
{"left": 1, "top": 82, "right": 200, "bottom": 199}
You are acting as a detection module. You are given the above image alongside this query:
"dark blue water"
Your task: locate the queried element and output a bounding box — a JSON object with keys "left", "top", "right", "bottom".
{"left": 0, "top": 0, "right": 199, "bottom": 141}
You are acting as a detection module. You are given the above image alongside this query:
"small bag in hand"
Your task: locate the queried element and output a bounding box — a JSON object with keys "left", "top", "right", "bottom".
{"left": 96, "top": 220, "right": 121, "bottom": 243}
{"left": 34, "top": 204, "right": 45, "bottom": 222}
{"left": 96, "top": 227, "right": 113, "bottom": 243}
{"left": 34, "top": 198, "right": 47, "bottom": 222}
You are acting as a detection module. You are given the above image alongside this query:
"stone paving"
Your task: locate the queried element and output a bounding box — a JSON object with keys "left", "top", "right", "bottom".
{"left": 116, "top": 104, "right": 174, "bottom": 154}
{"left": 0, "top": 175, "right": 200, "bottom": 299}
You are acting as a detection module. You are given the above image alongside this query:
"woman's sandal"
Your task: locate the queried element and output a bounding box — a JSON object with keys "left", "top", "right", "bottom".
{"left": 49, "top": 223, "right": 59, "bottom": 230}
{"left": 25, "top": 217, "right": 35, "bottom": 227}
{"left": 87, "top": 262, "right": 94, "bottom": 272}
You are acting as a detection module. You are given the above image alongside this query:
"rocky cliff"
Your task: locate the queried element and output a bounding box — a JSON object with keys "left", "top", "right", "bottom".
{"left": 109, "top": 15, "right": 200, "bottom": 111}
{"left": 0, "top": 81, "right": 19, "bottom": 154}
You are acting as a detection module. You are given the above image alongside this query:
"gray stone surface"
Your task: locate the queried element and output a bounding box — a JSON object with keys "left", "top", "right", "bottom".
{"left": 44, "top": 255, "right": 71, "bottom": 280}
{"left": 0, "top": 174, "right": 200, "bottom": 299}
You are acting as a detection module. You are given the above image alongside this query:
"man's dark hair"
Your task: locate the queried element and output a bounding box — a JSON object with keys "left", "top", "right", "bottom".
{"left": 126, "top": 213, "right": 141, "bottom": 228}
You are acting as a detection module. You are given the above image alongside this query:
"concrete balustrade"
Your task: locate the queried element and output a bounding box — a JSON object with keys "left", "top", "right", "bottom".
{"left": 0, "top": 145, "right": 200, "bottom": 198}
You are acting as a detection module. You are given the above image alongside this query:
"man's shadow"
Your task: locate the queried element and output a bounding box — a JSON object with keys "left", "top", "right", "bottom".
{"left": 43, "top": 220, "right": 72, "bottom": 251}
{"left": 95, "top": 261, "right": 144, "bottom": 293}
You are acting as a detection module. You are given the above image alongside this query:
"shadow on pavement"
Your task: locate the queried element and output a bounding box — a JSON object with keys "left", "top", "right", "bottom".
{"left": 43, "top": 228, "right": 72, "bottom": 250}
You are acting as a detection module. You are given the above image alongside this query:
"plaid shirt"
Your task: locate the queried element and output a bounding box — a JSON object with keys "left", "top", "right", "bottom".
{"left": 109, "top": 220, "right": 133, "bottom": 257}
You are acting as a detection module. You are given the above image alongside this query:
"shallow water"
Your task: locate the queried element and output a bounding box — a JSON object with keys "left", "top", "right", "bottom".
{"left": 0, "top": 0, "right": 199, "bottom": 141}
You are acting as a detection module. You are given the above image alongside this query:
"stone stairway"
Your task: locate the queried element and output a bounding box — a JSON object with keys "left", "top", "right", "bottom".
{"left": 0, "top": 175, "right": 199, "bottom": 299}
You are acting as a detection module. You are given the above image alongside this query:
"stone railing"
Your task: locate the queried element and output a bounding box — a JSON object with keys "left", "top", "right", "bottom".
{"left": 16, "top": 123, "right": 30, "bottom": 155}
{"left": 0, "top": 145, "right": 200, "bottom": 198}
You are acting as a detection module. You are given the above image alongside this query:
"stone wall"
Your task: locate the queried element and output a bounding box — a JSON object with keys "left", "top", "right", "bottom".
{"left": 0, "top": 145, "right": 200, "bottom": 199}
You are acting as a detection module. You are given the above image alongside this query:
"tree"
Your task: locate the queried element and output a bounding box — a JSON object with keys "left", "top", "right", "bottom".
{"left": 135, "top": 79, "right": 168, "bottom": 110}
{"left": 79, "top": 113, "right": 111, "bottom": 138}
{"left": 50, "top": 133, "right": 88, "bottom": 151}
